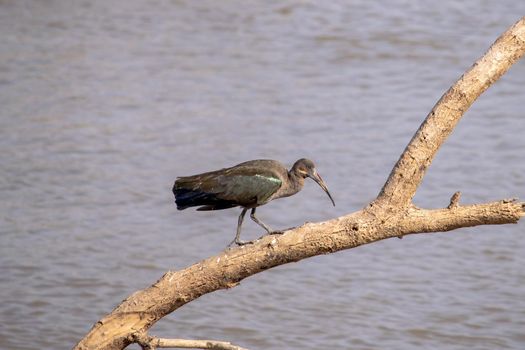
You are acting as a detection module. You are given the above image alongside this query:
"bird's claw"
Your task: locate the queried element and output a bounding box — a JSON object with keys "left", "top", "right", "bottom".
{"left": 271, "top": 226, "right": 295, "bottom": 234}
{"left": 227, "top": 228, "right": 292, "bottom": 248}
{"left": 228, "top": 239, "right": 254, "bottom": 248}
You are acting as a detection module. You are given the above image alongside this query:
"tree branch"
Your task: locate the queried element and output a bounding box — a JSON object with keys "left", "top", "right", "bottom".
{"left": 151, "top": 338, "right": 248, "bottom": 350}
{"left": 375, "top": 16, "right": 525, "bottom": 209}
{"left": 132, "top": 332, "right": 249, "bottom": 350}
{"left": 73, "top": 16, "right": 525, "bottom": 350}
{"left": 398, "top": 199, "right": 524, "bottom": 237}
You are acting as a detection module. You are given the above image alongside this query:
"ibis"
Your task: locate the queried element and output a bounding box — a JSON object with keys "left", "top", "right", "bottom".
{"left": 173, "top": 158, "right": 335, "bottom": 246}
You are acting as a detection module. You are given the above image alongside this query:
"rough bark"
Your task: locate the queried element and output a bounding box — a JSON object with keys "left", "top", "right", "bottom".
{"left": 74, "top": 16, "right": 525, "bottom": 350}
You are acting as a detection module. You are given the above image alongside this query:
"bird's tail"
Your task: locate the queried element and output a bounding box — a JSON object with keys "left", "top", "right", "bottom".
{"left": 173, "top": 178, "right": 237, "bottom": 210}
{"left": 173, "top": 187, "right": 213, "bottom": 210}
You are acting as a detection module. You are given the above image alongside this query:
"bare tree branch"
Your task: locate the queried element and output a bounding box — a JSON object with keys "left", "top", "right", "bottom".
{"left": 73, "top": 16, "right": 525, "bottom": 350}
{"left": 152, "top": 338, "right": 248, "bottom": 350}
{"left": 132, "top": 332, "right": 249, "bottom": 350}
{"left": 375, "top": 16, "right": 525, "bottom": 209}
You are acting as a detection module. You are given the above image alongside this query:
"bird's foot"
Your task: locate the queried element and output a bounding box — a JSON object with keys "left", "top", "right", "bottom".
{"left": 227, "top": 227, "right": 296, "bottom": 248}
{"left": 254, "top": 228, "right": 290, "bottom": 242}
{"left": 227, "top": 239, "right": 254, "bottom": 248}
{"left": 271, "top": 226, "right": 295, "bottom": 235}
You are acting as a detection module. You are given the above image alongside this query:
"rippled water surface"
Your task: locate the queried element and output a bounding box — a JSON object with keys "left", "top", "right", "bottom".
{"left": 1, "top": 1, "right": 525, "bottom": 349}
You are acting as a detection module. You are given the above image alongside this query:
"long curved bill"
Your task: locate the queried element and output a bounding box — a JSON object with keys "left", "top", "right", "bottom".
{"left": 310, "top": 170, "right": 335, "bottom": 206}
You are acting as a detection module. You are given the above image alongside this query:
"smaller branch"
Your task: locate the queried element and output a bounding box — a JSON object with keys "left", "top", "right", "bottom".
{"left": 134, "top": 333, "right": 249, "bottom": 350}
{"left": 152, "top": 338, "right": 249, "bottom": 350}
{"left": 402, "top": 199, "right": 524, "bottom": 235}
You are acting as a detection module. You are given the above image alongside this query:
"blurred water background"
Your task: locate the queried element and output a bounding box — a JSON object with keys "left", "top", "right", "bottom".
{"left": 1, "top": 1, "right": 524, "bottom": 349}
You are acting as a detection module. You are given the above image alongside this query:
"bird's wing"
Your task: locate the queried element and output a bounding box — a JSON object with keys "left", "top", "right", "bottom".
{"left": 174, "top": 163, "right": 283, "bottom": 208}
{"left": 179, "top": 165, "right": 279, "bottom": 206}
{"left": 217, "top": 166, "right": 282, "bottom": 206}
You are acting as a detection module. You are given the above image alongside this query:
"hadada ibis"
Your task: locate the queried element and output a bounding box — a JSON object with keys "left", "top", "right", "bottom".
{"left": 173, "top": 158, "right": 335, "bottom": 246}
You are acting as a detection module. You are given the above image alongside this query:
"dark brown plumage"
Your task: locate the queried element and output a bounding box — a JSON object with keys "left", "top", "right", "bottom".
{"left": 173, "top": 158, "right": 335, "bottom": 246}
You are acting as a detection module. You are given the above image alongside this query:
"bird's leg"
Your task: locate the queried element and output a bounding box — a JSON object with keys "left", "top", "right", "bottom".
{"left": 229, "top": 208, "right": 249, "bottom": 246}
{"left": 250, "top": 208, "right": 275, "bottom": 234}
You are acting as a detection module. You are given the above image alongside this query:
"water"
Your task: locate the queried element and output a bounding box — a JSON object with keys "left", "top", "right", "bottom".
{"left": 1, "top": 1, "right": 524, "bottom": 349}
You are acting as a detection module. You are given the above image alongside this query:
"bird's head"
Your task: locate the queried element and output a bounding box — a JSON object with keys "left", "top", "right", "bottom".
{"left": 292, "top": 158, "right": 335, "bottom": 206}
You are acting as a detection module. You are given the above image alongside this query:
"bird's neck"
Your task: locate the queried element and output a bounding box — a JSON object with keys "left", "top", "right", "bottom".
{"left": 281, "top": 170, "right": 305, "bottom": 197}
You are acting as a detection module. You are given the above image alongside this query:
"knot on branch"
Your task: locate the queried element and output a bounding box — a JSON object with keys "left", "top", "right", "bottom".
{"left": 501, "top": 197, "right": 518, "bottom": 204}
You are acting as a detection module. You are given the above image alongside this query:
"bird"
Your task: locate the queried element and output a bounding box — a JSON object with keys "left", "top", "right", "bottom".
{"left": 173, "top": 158, "right": 335, "bottom": 246}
